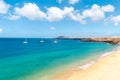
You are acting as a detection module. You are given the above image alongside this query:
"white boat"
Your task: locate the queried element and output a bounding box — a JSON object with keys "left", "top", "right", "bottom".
{"left": 23, "top": 41, "right": 28, "bottom": 44}
{"left": 40, "top": 40, "right": 44, "bottom": 43}
{"left": 23, "top": 38, "right": 28, "bottom": 44}
{"left": 54, "top": 40, "right": 58, "bottom": 43}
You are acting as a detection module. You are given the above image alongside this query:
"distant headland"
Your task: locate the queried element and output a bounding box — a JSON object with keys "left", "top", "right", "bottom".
{"left": 57, "top": 36, "right": 120, "bottom": 44}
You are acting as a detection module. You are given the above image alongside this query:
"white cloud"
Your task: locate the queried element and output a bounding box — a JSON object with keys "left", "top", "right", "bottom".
{"left": 69, "top": 11, "right": 86, "bottom": 24}
{"left": 48, "top": 4, "right": 114, "bottom": 24}
{"left": 69, "top": 0, "right": 79, "bottom": 5}
{"left": 82, "top": 4, "right": 115, "bottom": 22}
{"left": 46, "top": 7, "right": 85, "bottom": 24}
{"left": 45, "top": 4, "right": 115, "bottom": 23}
{"left": 13, "top": 3, "right": 75, "bottom": 21}
{"left": 46, "top": 7, "right": 86, "bottom": 23}
{"left": 46, "top": 7, "right": 74, "bottom": 21}
{"left": 46, "top": 7, "right": 65, "bottom": 21}
{"left": 57, "top": 0, "right": 63, "bottom": 4}
{"left": 50, "top": 27, "right": 56, "bottom": 30}
{"left": 101, "top": 5, "right": 115, "bottom": 12}
{"left": 0, "top": 0, "right": 10, "bottom": 14}
{"left": 8, "top": 14, "right": 20, "bottom": 20}
{"left": 110, "top": 15, "right": 120, "bottom": 26}
{"left": 0, "top": 28, "right": 3, "bottom": 32}
{"left": 82, "top": 4, "right": 105, "bottom": 21}
{"left": 15, "top": 3, "right": 46, "bottom": 20}
{"left": 11, "top": 3, "right": 115, "bottom": 24}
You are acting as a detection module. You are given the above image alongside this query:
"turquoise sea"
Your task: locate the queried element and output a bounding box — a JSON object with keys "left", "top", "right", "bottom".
{"left": 0, "top": 38, "right": 118, "bottom": 80}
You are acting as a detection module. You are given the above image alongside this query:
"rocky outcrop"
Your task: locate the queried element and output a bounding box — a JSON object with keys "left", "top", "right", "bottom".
{"left": 57, "top": 36, "right": 120, "bottom": 44}
{"left": 79, "top": 37, "right": 120, "bottom": 44}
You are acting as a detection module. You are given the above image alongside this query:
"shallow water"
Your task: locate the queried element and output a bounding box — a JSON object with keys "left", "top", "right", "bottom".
{"left": 0, "top": 38, "right": 118, "bottom": 80}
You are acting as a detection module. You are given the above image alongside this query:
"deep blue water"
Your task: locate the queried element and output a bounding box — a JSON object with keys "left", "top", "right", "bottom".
{"left": 0, "top": 38, "right": 117, "bottom": 80}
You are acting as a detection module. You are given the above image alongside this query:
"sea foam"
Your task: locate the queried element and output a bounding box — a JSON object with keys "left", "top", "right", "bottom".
{"left": 79, "top": 61, "right": 96, "bottom": 70}
{"left": 79, "top": 46, "right": 120, "bottom": 70}
{"left": 99, "top": 46, "right": 120, "bottom": 60}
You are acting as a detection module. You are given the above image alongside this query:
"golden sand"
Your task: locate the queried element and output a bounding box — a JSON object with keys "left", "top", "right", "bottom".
{"left": 53, "top": 49, "right": 120, "bottom": 80}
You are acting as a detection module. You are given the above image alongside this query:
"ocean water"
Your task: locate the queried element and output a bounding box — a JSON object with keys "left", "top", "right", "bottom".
{"left": 0, "top": 38, "right": 118, "bottom": 80}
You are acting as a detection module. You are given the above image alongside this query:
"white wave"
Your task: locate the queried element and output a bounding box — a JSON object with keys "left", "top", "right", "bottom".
{"left": 79, "top": 61, "right": 96, "bottom": 70}
{"left": 79, "top": 46, "right": 120, "bottom": 70}
{"left": 99, "top": 46, "right": 120, "bottom": 60}
{"left": 101, "top": 52, "right": 113, "bottom": 57}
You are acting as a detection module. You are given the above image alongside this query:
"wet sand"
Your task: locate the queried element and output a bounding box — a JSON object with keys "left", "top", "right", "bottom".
{"left": 53, "top": 49, "right": 120, "bottom": 80}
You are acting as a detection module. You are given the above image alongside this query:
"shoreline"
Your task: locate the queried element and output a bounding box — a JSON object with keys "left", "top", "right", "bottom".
{"left": 79, "top": 46, "right": 120, "bottom": 70}
{"left": 51, "top": 45, "right": 120, "bottom": 80}
{"left": 22, "top": 45, "right": 119, "bottom": 80}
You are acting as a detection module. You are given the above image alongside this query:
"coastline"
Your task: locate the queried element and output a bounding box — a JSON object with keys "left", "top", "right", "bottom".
{"left": 51, "top": 46, "right": 120, "bottom": 80}
{"left": 17, "top": 43, "right": 119, "bottom": 80}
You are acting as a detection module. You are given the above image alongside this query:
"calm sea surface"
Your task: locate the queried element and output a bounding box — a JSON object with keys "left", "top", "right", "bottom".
{"left": 0, "top": 38, "right": 118, "bottom": 80}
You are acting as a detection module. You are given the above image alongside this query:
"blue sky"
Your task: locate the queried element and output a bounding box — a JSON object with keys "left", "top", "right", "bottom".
{"left": 0, "top": 0, "right": 120, "bottom": 38}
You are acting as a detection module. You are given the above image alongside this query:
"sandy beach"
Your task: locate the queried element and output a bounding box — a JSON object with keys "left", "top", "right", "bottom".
{"left": 53, "top": 48, "right": 120, "bottom": 80}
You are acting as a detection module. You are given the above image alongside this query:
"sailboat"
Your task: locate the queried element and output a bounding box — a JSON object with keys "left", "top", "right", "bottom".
{"left": 23, "top": 32, "right": 28, "bottom": 44}
{"left": 23, "top": 38, "right": 28, "bottom": 44}
{"left": 40, "top": 40, "right": 44, "bottom": 43}
{"left": 54, "top": 40, "right": 58, "bottom": 43}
